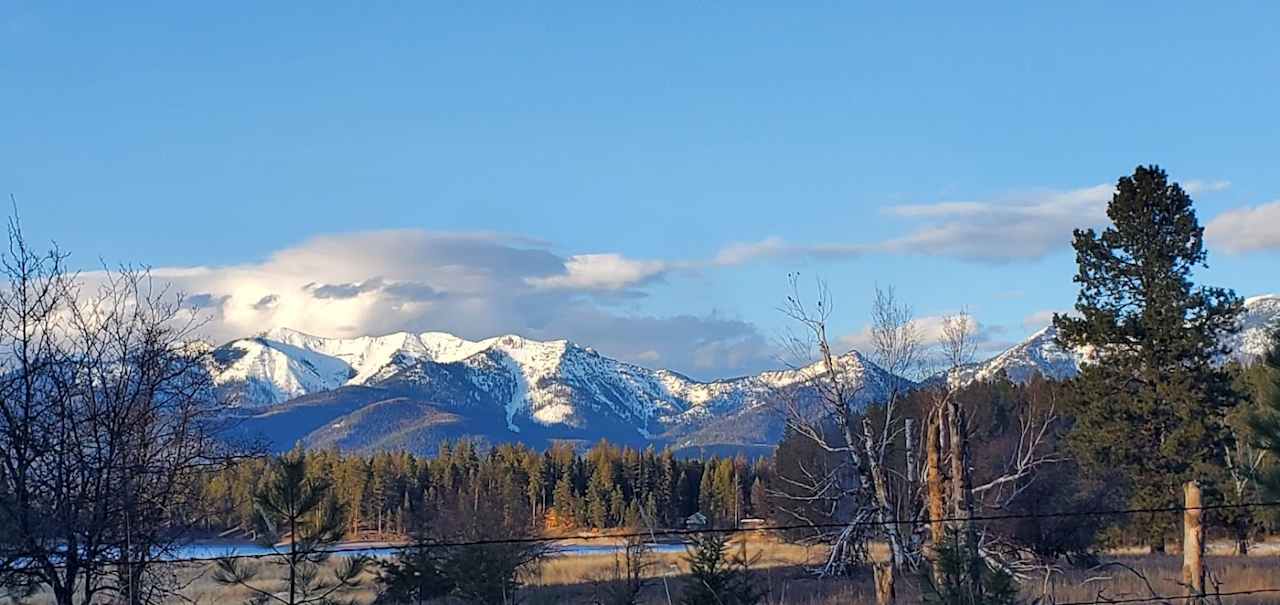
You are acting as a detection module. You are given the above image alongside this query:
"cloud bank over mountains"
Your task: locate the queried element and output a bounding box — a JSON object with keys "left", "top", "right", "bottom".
{"left": 715, "top": 178, "right": 1252, "bottom": 266}
{"left": 96, "top": 176, "right": 1268, "bottom": 380}
{"left": 138, "top": 230, "right": 772, "bottom": 379}
{"left": 710, "top": 184, "right": 1117, "bottom": 265}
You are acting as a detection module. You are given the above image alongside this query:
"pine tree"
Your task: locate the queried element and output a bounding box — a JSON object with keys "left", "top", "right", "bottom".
{"left": 214, "top": 452, "right": 367, "bottom": 605}
{"left": 698, "top": 461, "right": 716, "bottom": 522}
{"left": 680, "top": 533, "right": 764, "bottom": 605}
{"left": 1247, "top": 329, "right": 1280, "bottom": 497}
{"left": 525, "top": 454, "right": 545, "bottom": 521}
{"left": 374, "top": 545, "right": 453, "bottom": 605}
{"left": 921, "top": 528, "right": 1018, "bottom": 605}
{"left": 1054, "top": 165, "right": 1244, "bottom": 551}
{"left": 749, "top": 478, "right": 769, "bottom": 519}
{"left": 609, "top": 486, "right": 627, "bottom": 527}
{"left": 552, "top": 474, "right": 577, "bottom": 528}
{"left": 588, "top": 467, "right": 613, "bottom": 529}
{"left": 675, "top": 468, "right": 695, "bottom": 520}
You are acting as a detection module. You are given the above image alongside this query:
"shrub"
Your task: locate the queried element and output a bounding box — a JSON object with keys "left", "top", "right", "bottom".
{"left": 680, "top": 533, "right": 764, "bottom": 605}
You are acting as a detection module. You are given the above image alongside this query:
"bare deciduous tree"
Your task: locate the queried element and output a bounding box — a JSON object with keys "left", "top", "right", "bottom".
{"left": 0, "top": 216, "right": 236, "bottom": 605}
{"left": 772, "top": 276, "right": 920, "bottom": 586}
{"left": 925, "top": 312, "right": 1063, "bottom": 588}
{"left": 592, "top": 535, "right": 656, "bottom": 605}
{"left": 772, "top": 277, "right": 1063, "bottom": 597}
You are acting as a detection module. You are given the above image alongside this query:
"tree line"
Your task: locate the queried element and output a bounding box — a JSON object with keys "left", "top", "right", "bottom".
{"left": 198, "top": 440, "right": 774, "bottom": 540}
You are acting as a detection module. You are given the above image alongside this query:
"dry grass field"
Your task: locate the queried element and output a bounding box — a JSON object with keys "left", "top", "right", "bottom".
{"left": 9, "top": 538, "right": 1280, "bottom": 604}
{"left": 520, "top": 540, "right": 1280, "bottom": 605}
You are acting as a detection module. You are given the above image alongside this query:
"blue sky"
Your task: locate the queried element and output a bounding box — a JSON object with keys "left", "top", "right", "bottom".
{"left": 3, "top": 3, "right": 1279, "bottom": 379}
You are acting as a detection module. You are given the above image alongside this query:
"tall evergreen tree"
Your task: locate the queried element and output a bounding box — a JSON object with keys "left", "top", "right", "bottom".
{"left": 552, "top": 474, "right": 577, "bottom": 527}
{"left": 1054, "top": 165, "right": 1244, "bottom": 550}
{"left": 697, "top": 461, "right": 717, "bottom": 521}
{"left": 1247, "top": 328, "right": 1280, "bottom": 497}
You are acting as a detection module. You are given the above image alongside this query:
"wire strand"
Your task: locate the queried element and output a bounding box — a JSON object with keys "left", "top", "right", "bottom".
{"left": 7, "top": 499, "right": 1280, "bottom": 567}
{"left": 1055, "top": 587, "right": 1280, "bottom": 605}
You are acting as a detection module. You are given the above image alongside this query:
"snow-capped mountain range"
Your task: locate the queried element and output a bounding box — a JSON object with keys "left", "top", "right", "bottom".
{"left": 212, "top": 327, "right": 909, "bottom": 453}
{"left": 212, "top": 295, "right": 1280, "bottom": 454}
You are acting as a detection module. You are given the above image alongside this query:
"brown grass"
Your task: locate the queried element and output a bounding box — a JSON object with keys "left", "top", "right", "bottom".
{"left": 1044, "top": 555, "right": 1280, "bottom": 605}
{"left": 8, "top": 542, "right": 1280, "bottom": 604}
{"left": 520, "top": 545, "right": 1280, "bottom": 605}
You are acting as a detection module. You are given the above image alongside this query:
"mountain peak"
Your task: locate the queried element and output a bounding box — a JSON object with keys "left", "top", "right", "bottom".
{"left": 949, "top": 292, "right": 1280, "bottom": 388}
{"left": 212, "top": 323, "right": 917, "bottom": 454}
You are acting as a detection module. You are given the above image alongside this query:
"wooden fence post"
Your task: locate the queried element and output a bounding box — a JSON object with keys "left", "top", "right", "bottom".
{"left": 924, "top": 407, "right": 947, "bottom": 587}
{"left": 1182, "top": 480, "right": 1204, "bottom": 598}
{"left": 873, "top": 561, "right": 896, "bottom": 605}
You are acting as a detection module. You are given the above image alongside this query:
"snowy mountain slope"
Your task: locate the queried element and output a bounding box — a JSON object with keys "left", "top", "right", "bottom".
{"left": 952, "top": 294, "right": 1280, "bottom": 388}
{"left": 658, "top": 351, "right": 912, "bottom": 430}
{"left": 1226, "top": 294, "right": 1280, "bottom": 361}
{"left": 210, "top": 336, "right": 355, "bottom": 405}
{"left": 212, "top": 329, "right": 497, "bottom": 406}
{"left": 212, "top": 327, "right": 913, "bottom": 453}
{"left": 663, "top": 351, "right": 916, "bottom": 450}
{"left": 946, "top": 326, "right": 1084, "bottom": 388}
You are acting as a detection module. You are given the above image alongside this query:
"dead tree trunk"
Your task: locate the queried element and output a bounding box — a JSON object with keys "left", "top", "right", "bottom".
{"left": 863, "top": 417, "right": 905, "bottom": 575}
{"left": 904, "top": 418, "right": 920, "bottom": 556}
{"left": 905, "top": 418, "right": 917, "bottom": 493}
{"left": 946, "top": 399, "right": 981, "bottom": 593}
{"left": 1183, "top": 481, "right": 1204, "bottom": 598}
{"left": 1235, "top": 530, "right": 1249, "bottom": 556}
{"left": 925, "top": 406, "right": 947, "bottom": 586}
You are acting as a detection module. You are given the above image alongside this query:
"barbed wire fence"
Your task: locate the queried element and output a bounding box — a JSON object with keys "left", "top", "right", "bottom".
{"left": 6, "top": 499, "right": 1280, "bottom": 603}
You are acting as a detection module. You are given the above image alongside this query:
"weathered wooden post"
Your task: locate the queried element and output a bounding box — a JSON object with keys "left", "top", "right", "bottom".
{"left": 873, "top": 562, "right": 896, "bottom": 605}
{"left": 924, "top": 407, "right": 947, "bottom": 587}
{"left": 1182, "top": 480, "right": 1204, "bottom": 598}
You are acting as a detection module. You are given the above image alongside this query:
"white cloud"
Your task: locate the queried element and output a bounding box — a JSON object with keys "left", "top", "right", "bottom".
{"left": 711, "top": 178, "right": 1233, "bottom": 266}
{"left": 836, "top": 312, "right": 1011, "bottom": 369}
{"left": 1205, "top": 200, "right": 1280, "bottom": 254}
{"left": 634, "top": 350, "right": 662, "bottom": 363}
{"left": 712, "top": 237, "right": 867, "bottom": 266}
{"left": 526, "top": 253, "right": 667, "bottom": 291}
{"left": 713, "top": 237, "right": 789, "bottom": 266}
{"left": 99, "top": 230, "right": 773, "bottom": 379}
{"left": 1183, "top": 180, "right": 1232, "bottom": 194}
{"left": 876, "top": 184, "right": 1115, "bottom": 263}
{"left": 873, "top": 178, "right": 1231, "bottom": 263}
{"left": 1021, "top": 309, "right": 1074, "bottom": 331}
